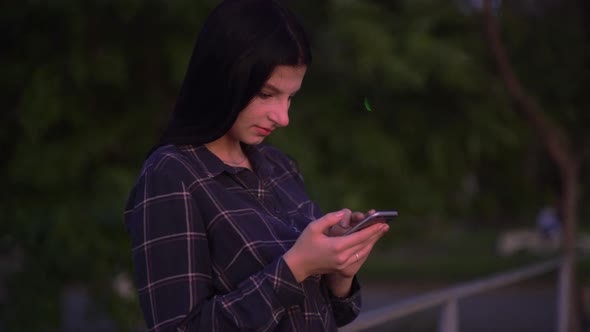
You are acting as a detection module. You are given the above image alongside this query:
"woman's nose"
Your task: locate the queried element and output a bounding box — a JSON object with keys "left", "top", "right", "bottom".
{"left": 269, "top": 100, "right": 290, "bottom": 127}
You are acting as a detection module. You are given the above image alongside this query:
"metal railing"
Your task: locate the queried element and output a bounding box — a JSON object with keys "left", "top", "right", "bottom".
{"left": 341, "top": 256, "right": 573, "bottom": 332}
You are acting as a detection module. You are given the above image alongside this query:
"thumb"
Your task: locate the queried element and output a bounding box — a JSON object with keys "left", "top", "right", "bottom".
{"left": 336, "top": 209, "right": 353, "bottom": 228}
{"left": 314, "top": 209, "right": 347, "bottom": 232}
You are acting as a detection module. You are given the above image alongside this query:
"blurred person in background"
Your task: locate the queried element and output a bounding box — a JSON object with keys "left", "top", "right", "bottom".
{"left": 535, "top": 196, "right": 561, "bottom": 243}
{"left": 124, "top": 0, "right": 389, "bottom": 331}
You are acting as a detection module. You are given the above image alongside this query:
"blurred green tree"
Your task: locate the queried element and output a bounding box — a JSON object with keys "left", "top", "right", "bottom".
{"left": 275, "top": 0, "right": 551, "bottom": 227}
{"left": 1, "top": 1, "right": 217, "bottom": 330}
{"left": 482, "top": 0, "right": 590, "bottom": 330}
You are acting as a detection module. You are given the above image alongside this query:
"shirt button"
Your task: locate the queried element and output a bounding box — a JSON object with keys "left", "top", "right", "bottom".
{"left": 274, "top": 208, "right": 281, "bottom": 214}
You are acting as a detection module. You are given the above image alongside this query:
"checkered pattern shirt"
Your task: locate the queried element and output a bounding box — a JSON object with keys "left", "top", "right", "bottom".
{"left": 124, "top": 144, "right": 361, "bottom": 331}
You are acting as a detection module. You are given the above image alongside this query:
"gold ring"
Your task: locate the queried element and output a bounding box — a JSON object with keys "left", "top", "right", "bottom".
{"left": 355, "top": 252, "right": 360, "bottom": 263}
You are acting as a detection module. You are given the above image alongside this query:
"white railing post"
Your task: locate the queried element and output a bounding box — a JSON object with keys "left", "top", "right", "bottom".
{"left": 438, "top": 299, "right": 459, "bottom": 332}
{"left": 557, "top": 256, "right": 571, "bottom": 332}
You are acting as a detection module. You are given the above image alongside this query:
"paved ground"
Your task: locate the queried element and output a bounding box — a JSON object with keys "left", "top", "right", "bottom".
{"left": 356, "top": 281, "right": 558, "bottom": 332}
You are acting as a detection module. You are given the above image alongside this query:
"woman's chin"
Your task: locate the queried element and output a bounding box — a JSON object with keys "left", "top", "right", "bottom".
{"left": 242, "top": 136, "right": 266, "bottom": 145}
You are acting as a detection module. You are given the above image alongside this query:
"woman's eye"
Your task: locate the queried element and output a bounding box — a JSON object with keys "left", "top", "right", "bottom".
{"left": 258, "top": 92, "right": 272, "bottom": 99}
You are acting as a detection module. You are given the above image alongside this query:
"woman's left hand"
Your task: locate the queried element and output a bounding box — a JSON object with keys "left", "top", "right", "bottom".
{"left": 327, "top": 211, "right": 384, "bottom": 278}
{"left": 324, "top": 209, "right": 388, "bottom": 297}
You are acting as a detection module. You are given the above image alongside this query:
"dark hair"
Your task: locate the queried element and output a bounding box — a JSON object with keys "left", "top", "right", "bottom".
{"left": 154, "top": 0, "right": 312, "bottom": 150}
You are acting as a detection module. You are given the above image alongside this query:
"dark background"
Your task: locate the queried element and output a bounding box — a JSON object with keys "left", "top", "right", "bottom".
{"left": 1, "top": 0, "right": 589, "bottom": 330}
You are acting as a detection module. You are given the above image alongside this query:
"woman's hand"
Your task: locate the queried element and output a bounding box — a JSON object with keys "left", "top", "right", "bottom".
{"left": 324, "top": 209, "right": 386, "bottom": 296}
{"left": 326, "top": 209, "right": 377, "bottom": 237}
{"left": 282, "top": 209, "right": 388, "bottom": 283}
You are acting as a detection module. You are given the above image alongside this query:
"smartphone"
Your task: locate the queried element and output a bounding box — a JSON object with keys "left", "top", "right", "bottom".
{"left": 343, "top": 211, "right": 398, "bottom": 236}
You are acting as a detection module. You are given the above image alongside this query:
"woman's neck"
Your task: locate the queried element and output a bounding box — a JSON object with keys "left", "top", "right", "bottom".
{"left": 205, "top": 136, "right": 250, "bottom": 168}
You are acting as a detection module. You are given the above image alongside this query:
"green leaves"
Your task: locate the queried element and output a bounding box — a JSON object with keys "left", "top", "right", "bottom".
{"left": 0, "top": 1, "right": 212, "bottom": 330}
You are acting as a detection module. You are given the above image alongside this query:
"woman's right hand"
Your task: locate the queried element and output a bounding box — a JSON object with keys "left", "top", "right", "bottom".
{"left": 282, "top": 209, "right": 388, "bottom": 282}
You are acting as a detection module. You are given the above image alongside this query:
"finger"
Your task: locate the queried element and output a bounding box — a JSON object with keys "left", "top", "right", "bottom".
{"left": 339, "top": 223, "right": 388, "bottom": 270}
{"left": 339, "top": 222, "right": 388, "bottom": 247}
{"left": 342, "top": 228, "right": 386, "bottom": 258}
{"left": 313, "top": 209, "right": 349, "bottom": 233}
{"left": 350, "top": 212, "right": 365, "bottom": 224}
{"left": 355, "top": 241, "right": 377, "bottom": 263}
{"left": 331, "top": 222, "right": 351, "bottom": 233}
{"left": 330, "top": 224, "right": 386, "bottom": 254}
{"left": 338, "top": 209, "right": 353, "bottom": 228}
{"left": 340, "top": 240, "right": 377, "bottom": 269}
{"left": 348, "top": 227, "right": 386, "bottom": 260}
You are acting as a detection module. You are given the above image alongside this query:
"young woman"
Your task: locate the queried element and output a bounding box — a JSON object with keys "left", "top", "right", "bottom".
{"left": 125, "top": 1, "right": 389, "bottom": 331}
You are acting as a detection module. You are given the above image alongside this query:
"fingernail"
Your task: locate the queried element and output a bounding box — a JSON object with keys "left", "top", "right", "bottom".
{"left": 335, "top": 210, "right": 345, "bottom": 217}
{"left": 382, "top": 225, "right": 389, "bottom": 232}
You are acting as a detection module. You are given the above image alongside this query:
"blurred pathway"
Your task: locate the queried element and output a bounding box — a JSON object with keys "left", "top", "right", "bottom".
{"left": 358, "top": 281, "right": 556, "bottom": 332}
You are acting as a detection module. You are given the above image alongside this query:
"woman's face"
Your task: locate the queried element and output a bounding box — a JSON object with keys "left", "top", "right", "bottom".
{"left": 227, "top": 65, "right": 307, "bottom": 145}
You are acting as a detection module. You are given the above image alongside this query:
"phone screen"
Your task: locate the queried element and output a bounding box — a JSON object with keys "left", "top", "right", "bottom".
{"left": 343, "top": 211, "right": 398, "bottom": 236}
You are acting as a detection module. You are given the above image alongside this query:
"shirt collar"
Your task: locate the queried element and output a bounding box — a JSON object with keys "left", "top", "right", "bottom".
{"left": 243, "top": 144, "right": 274, "bottom": 178}
{"left": 181, "top": 144, "right": 274, "bottom": 178}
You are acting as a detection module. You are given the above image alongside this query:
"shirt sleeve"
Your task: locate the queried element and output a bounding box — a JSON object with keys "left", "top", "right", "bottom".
{"left": 125, "top": 159, "right": 307, "bottom": 332}
{"left": 326, "top": 276, "right": 362, "bottom": 327}
{"left": 282, "top": 149, "right": 363, "bottom": 326}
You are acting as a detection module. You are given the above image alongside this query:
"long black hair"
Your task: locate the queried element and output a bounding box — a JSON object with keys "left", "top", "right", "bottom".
{"left": 154, "top": 0, "right": 312, "bottom": 152}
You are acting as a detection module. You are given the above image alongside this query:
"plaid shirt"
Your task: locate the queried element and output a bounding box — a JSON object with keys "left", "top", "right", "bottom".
{"left": 124, "top": 144, "right": 361, "bottom": 331}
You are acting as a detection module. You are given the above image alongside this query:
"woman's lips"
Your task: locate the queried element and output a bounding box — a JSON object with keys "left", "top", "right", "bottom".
{"left": 255, "top": 126, "right": 273, "bottom": 136}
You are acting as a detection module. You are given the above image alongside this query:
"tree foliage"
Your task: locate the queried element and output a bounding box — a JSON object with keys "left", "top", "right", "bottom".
{"left": 1, "top": 0, "right": 588, "bottom": 330}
